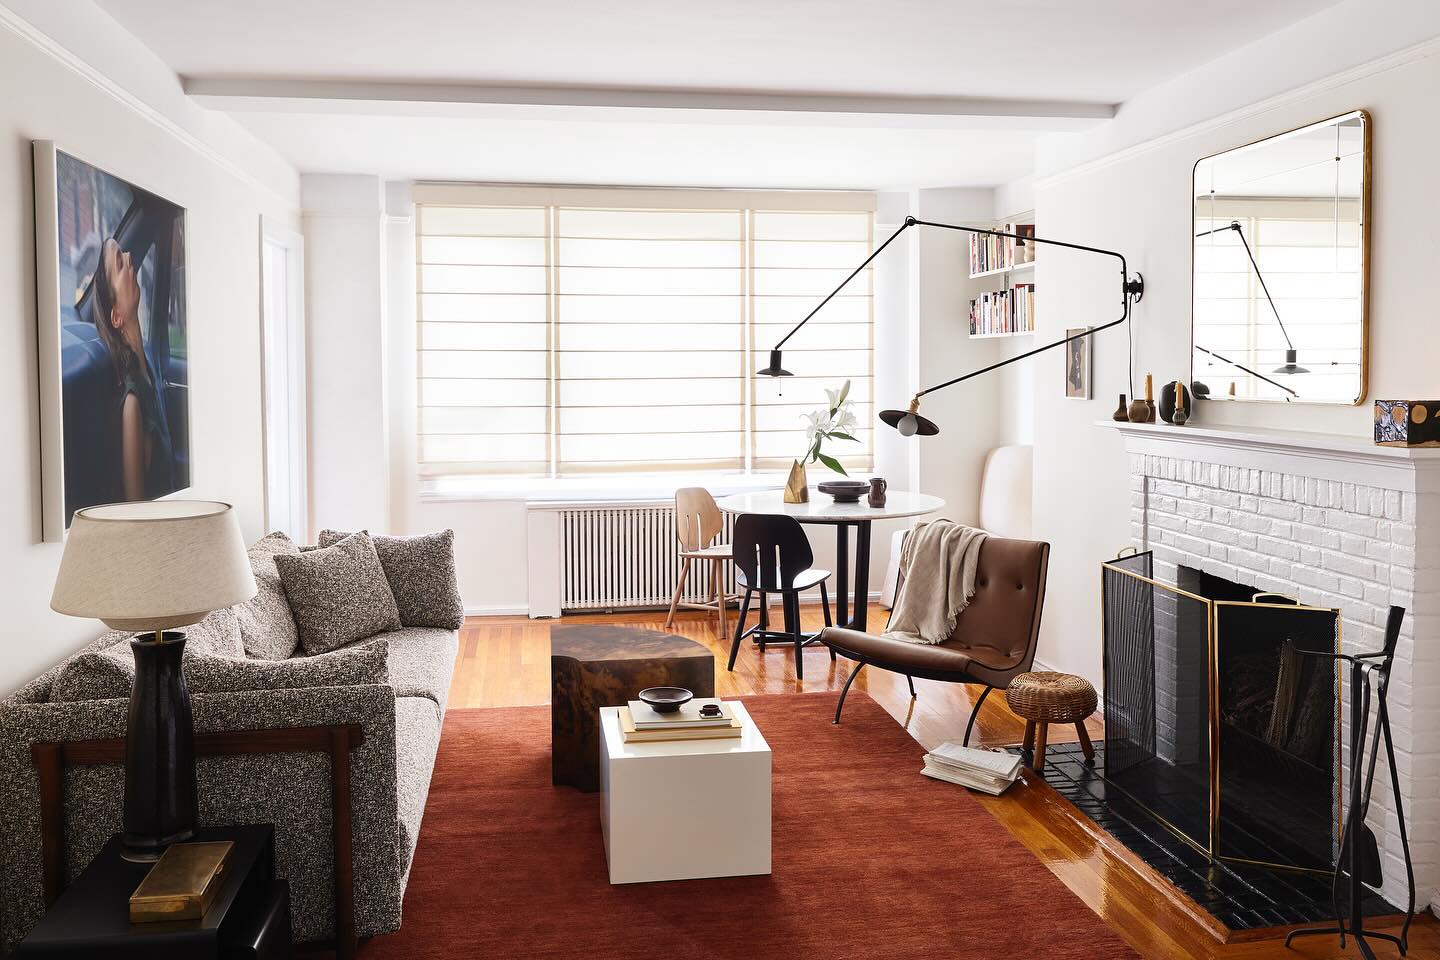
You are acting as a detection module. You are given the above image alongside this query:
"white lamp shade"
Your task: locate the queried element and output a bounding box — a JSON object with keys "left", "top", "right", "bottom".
{"left": 51, "top": 500, "right": 258, "bottom": 631}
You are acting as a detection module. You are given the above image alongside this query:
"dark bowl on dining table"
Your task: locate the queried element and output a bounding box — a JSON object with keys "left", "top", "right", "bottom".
{"left": 817, "top": 480, "right": 869, "bottom": 503}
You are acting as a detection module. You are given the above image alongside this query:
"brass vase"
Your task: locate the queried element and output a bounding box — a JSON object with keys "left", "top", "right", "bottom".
{"left": 784, "top": 460, "right": 809, "bottom": 503}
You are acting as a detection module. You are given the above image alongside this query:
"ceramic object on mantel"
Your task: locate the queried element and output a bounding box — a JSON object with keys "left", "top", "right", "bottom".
{"left": 1112, "top": 394, "right": 1129, "bottom": 422}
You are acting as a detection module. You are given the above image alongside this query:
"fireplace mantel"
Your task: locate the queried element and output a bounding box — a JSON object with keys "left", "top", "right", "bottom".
{"left": 1098, "top": 419, "right": 1440, "bottom": 492}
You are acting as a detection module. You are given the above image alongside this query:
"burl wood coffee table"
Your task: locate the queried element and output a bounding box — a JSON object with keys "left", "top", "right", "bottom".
{"left": 551, "top": 625, "right": 715, "bottom": 792}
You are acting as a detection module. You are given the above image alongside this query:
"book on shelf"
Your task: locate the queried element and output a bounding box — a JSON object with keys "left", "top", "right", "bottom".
{"left": 919, "top": 741, "right": 1021, "bottom": 796}
{"left": 968, "top": 221, "right": 1035, "bottom": 277}
{"left": 968, "top": 282, "right": 1035, "bottom": 336}
{"left": 619, "top": 704, "right": 742, "bottom": 743}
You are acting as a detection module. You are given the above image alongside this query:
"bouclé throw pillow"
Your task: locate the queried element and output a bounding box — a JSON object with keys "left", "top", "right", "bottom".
{"left": 274, "top": 532, "right": 401, "bottom": 654}
{"left": 318, "top": 528, "right": 463, "bottom": 629}
{"left": 235, "top": 532, "right": 303, "bottom": 659}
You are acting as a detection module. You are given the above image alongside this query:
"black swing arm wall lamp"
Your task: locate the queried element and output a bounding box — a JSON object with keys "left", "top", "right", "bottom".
{"left": 757, "top": 216, "right": 1146, "bottom": 436}
{"left": 1195, "top": 220, "right": 1308, "bottom": 375}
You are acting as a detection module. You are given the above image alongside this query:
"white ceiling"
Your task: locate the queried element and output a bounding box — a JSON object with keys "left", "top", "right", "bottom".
{"left": 96, "top": 0, "right": 1343, "bottom": 189}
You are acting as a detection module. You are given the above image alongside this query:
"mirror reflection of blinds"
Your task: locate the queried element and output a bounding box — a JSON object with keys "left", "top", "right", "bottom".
{"left": 416, "top": 200, "right": 873, "bottom": 477}
{"left": 1193, "top": 204, "right": 1361, "bottom": 401}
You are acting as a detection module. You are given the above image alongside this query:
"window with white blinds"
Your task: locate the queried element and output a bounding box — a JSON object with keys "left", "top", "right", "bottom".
{"left": 415, "top": 191, "right": 874, "bottom": 478}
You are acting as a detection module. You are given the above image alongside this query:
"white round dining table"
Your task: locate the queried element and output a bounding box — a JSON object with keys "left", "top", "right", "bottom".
{"left": 715, "top": 488, "right": 944, "bottom": 633}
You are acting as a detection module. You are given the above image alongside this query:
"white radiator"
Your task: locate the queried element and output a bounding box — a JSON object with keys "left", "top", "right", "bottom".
{"left": 525, "top": 502, "right": 735, "bottom": 616}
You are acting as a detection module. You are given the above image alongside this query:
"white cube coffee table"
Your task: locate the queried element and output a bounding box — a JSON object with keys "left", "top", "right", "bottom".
{"left": 598, "top": 701, "right": 771, "bottom": 884}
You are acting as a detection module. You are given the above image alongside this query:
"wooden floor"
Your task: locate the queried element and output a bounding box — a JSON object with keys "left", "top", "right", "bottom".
{"left": 451, "top": 603, "right": 1436, "bottom": 960}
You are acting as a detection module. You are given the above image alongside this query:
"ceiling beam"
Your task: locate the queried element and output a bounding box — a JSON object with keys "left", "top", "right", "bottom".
{"left": 183, "top": 77, "right": 1115, "bottom": 129}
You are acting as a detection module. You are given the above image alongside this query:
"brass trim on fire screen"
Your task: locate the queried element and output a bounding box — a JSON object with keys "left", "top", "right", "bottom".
{"left": 1100, "top": 559, "right": 1342, "bottom": 876}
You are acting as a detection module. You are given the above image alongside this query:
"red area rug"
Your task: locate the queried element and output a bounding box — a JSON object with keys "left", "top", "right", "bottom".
{"left": 363, "top": 693, "right": 1137, "bottom": 959}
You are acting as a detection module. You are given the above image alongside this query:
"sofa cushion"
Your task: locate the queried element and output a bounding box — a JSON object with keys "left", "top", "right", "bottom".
{"left": 49, "top": 634, "right": 390, "bottom": 703}
{"left": 318, "top": 529, "right": 463, "bottom": 630}
{"left": 393, "top": 695, "right": 443, "bottom": 884}
{"left": 49, "top": 610, "right": 252, "bottom": 703}
{"left": 346, "top": 627, "right": 458, "bottom": 714}
{"left": 236, "top": 532, "right": 303, "bottom": 659}
{"left": 275, "top": 533, "right": 401, "bottom": 655}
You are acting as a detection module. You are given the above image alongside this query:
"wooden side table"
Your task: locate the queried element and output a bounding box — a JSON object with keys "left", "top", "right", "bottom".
{"left": 1005, "top": 671, "right": 1098, "bottom": 772}
{"left": 16, "top": 824, "right": 291, "bottom": 959}
{"left": 551, "top": 625, "right": 715, "bottom": 792}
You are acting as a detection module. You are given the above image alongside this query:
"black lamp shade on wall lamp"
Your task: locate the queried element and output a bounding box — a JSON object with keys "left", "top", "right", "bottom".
{"left": 758, "top": 216, "right": 1145, "bottom": 436}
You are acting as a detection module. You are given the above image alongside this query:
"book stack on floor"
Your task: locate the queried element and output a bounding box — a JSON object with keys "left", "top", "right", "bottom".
{"left": 620, "top": 698, "right": 741, "bottom": 743}
{"left": 920, "top": 741, "right": 1022, "bottom": 795}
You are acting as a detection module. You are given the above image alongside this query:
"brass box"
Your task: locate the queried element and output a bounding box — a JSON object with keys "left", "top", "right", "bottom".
{"left": 129, "top": 840, "right": 233, "bottom": 923}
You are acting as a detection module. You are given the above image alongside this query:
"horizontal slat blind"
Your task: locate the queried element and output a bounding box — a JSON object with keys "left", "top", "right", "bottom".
{"left": 751, "top": 211, "right": 874, "bottom": 471}
{"left": 556, "top": 208, "right": 744, "bottom": 473}
{"left": 416, "top": 193, "right": 873, "bottom": 478}
{"left": 417, "top": 205, "right": 549, "bottom": 475}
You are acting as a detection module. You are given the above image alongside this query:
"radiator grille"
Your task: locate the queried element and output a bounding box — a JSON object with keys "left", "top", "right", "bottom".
{"left": 559, "top": 505, "right": 736, "bottom": 611}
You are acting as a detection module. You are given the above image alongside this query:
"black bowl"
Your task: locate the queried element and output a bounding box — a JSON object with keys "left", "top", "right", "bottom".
{"left": 817, "top": 480, "right": 869, "bottom": 503}
{"left": 638, "top": 686, "right": 693, "bottom": 713}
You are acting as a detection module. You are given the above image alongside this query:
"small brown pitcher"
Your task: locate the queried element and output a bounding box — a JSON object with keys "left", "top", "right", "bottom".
{"left": 868, "top": 477, "right": 888, "bottom": 508}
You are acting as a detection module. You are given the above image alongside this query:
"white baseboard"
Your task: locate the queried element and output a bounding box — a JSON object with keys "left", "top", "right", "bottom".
{"left": 464, "top": 591, "right": 885, "bottom": 620}
{"left": 463, "top": 604, "right": 530, "bottom": 617}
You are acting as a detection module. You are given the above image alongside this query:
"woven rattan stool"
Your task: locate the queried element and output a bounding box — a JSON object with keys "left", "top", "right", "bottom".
{"left": 1005, "top": 671, "right": 1097, "bottom": 772}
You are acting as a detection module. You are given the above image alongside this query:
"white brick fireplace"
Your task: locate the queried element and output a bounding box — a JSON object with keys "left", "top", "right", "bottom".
{"left": 1109, "top": 420, "right": 1440, "bottom": 911}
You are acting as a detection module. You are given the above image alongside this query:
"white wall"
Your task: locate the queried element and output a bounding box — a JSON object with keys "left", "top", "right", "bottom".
{"left": 912, "top": 188, "right": 1006, "bottom": 526}
{"left": 1029, "top": 30, "right": 1440, "bottom": 683}
{"left": 0, "top": 4, "right": 299, "bottom": 695}
{"left": 303, "top": 174, "right": 390, "bottom": 536}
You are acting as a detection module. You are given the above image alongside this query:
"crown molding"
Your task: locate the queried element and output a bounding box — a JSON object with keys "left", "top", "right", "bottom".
{"left": 0, "top": 5, "right": 295, "bottom": 205}
{"left": 182, "top": 76, "right": 1116, "bottom": 129}
{"left": 1035, "top": 32, "right": 1440, "bottom": 189}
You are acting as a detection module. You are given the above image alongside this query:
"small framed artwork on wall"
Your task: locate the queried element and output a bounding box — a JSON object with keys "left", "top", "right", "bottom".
{"left": 33, "top": 141, "right": 192, "bottom": 542}
{"left": 1064, "top": 327, "right": 1092, "bottom": 399}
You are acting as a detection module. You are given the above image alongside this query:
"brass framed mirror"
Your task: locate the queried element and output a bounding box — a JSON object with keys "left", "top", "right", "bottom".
{"left": 1191, "top": 111, "right": 1370, "bottom": 404}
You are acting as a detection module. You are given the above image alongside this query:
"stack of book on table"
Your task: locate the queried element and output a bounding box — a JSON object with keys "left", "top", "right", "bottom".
{"left": 920, "top": 740, "right": 1022, "bottom": 795}
{"left": 620, "top": 698, "right": 741, "bottom": 743}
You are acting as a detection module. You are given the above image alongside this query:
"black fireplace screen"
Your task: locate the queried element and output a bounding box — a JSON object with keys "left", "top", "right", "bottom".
{"left": 1101, "top": 554, "right": 1340, "bottom": 874}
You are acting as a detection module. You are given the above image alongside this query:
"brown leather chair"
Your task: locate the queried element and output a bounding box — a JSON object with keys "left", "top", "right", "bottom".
{"left": 821, "top": 536, "right": 1050, "bottom": 739}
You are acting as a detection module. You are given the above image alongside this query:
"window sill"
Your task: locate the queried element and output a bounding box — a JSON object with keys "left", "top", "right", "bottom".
{"left": 418, "top": 469, "right": 871, "bottom": 506}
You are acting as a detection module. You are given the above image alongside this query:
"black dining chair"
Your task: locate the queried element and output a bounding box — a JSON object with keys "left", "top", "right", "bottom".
{"left": 726, "top": 513, "right": 833, "bottom": 681}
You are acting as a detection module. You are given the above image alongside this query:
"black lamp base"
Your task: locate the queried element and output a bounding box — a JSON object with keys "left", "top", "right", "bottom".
{"left": 122, "top": 630, "right": 197, "bottom": 862}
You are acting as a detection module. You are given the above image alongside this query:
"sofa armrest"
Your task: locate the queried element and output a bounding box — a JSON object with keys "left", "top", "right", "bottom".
{"left": 0, "top": 683, "right": 400, "bottom": 952}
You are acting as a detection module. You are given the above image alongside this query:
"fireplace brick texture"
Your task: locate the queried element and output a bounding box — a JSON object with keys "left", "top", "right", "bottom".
{"left": 1128, "top": 451, "right": 1439, "bottom": 911}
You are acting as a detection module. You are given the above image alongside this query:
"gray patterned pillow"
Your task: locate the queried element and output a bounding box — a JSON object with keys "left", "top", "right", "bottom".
{"left": 235, "top": 532, "right": 303, "bottom": 659}
{"left": 318, "top": 529, "right": 463, "bottom": 629}
{"left": 274, "top": 532, "right": 401, "bottom": 655}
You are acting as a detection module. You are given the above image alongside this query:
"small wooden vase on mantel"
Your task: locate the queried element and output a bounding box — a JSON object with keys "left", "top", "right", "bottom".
{"left": 784, "top": 460, "right": 809, "bottom": 503}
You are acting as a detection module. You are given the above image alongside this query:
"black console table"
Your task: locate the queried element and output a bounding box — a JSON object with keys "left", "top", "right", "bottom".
{"left": 15, "top": 824, "right": 291, "bottom": 959}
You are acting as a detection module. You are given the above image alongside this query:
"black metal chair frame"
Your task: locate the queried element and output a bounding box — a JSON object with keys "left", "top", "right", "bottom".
{"left": 1284, "top": 605, "right": 1415, "bottom": 959}
{"left": 726, "top": 514, "right": 834, "bottom": 681}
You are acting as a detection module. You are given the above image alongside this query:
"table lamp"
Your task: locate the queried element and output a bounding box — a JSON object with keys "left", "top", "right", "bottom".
{"left": 50, "top": 500, "right": 257, "bottom": 861}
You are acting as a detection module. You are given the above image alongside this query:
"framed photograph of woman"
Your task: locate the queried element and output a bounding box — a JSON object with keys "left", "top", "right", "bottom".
{"left": 33, "top": 142, "right": 191, "bottom": 542}
{"left": 1064, "top": 327, "right": 1092, "bottom": 399}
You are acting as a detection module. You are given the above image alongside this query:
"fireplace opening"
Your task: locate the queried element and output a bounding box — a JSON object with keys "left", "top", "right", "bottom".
{"left": 1102, "top": 555, "right": 1339, "bottom": 874}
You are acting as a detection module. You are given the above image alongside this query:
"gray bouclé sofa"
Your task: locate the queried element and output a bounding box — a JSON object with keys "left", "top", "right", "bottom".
{"left": 0, "top": 529, "right": 462, "bottom": 953}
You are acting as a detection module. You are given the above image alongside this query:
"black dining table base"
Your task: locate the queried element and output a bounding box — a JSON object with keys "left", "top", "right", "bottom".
{"left": 757, "top": 518, "right": 873, "bottom": 639}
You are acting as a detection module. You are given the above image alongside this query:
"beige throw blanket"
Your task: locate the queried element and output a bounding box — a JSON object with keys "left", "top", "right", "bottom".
{"left": 884, "top": 520, "right": 988, "bottom": 645}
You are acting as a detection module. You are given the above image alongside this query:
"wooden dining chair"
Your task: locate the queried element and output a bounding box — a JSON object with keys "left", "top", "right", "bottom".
{"left": 727, "top": 513, "right": 833, "bottom": 681}
{"left": 665, "top": 487, "right": 736, "bottom": 638}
